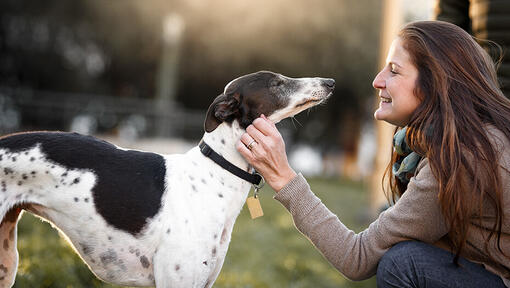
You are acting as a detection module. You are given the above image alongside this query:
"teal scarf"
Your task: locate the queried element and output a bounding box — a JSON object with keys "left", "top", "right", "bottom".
{"left": 392, "top": 127, "right": 421, "bottom": 184}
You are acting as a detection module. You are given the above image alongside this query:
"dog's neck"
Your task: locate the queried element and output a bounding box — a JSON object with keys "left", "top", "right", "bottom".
{"left": 201, "top": 120, "right": 249, "bottom": 172}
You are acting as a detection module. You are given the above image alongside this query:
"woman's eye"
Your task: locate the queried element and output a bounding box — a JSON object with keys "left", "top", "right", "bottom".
{"left": 390, "top": 65, "right": 398, "bottom": 74}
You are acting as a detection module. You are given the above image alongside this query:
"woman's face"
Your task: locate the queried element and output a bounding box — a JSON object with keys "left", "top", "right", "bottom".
{"left": 372, "top": 37, "right": 421, "bottom": 127}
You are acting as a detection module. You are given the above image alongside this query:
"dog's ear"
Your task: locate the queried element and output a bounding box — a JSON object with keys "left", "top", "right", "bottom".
{"left": 204, "top": 93, "right": 241, "bottom": 132}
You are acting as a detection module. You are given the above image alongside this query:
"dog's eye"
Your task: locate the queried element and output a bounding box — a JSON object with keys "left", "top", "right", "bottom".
{"left": 271, "top": 79, "right": 284, "bottom": 87}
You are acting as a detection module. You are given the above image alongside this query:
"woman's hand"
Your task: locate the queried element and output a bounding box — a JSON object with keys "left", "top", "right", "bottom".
{"left": 236, "top": 115, "right": 297, "bottom": 192}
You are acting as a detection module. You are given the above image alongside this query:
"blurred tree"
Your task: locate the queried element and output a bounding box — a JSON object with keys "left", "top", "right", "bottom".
{"left": 0, "top": 0, "right": 380, "bottom": 150}
{"left": 0, "top": 0, "right": 161, "bottom": 97}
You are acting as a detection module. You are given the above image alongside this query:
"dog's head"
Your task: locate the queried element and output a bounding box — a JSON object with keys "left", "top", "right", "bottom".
{"left": 204, "top": 71, "right": 335, "bottom": 132}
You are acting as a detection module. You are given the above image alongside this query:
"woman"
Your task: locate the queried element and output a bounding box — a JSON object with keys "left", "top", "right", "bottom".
{"left": 236, "top": 21, "right": 510, "bottom": 287}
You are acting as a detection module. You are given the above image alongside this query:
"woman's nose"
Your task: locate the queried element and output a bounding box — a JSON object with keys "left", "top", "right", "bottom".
{"left": 372, "top": 70, "right": 385, "bottom": 89}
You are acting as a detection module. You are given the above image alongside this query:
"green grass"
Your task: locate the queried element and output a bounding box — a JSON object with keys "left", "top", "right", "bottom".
{"left": 14, "top": 177, "right": 376, "bottom": 288}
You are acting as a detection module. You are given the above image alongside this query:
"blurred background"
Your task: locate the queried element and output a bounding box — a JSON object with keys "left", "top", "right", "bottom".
{"left": 0, "top": 0, "right": 470, "bottom": 287}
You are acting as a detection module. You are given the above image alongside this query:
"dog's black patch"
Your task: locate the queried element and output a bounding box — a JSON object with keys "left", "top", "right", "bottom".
{"left": 140, "top": 255, "right": 150, "bottom": 268}
{"left": 0, "top": 132, "right": 166, "bottom": 235}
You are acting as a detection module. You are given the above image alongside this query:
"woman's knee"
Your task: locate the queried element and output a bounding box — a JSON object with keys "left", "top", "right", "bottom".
{"left": 379, "top": 241, "right": 424, "bottom": 268}
{"left": 377, "top": 241, "right": 429, "bottom": 287}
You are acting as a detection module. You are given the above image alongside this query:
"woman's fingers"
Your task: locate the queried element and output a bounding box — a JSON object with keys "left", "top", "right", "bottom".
{"left": 252, "top": 115, "right": 276, "bottom": 136}
{"left": 246, "top": 124, "right": 266, "bottom": 144}
{"left": 236, "top": 140, "right": 254, "bottom": 161}
{"left": 240, "top": 132, "right": 256, "bottom": 147}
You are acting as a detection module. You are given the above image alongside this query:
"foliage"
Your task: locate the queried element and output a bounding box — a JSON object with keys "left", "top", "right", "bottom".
{"left": 14, "top": 177, "right": 376, "bottom": 288}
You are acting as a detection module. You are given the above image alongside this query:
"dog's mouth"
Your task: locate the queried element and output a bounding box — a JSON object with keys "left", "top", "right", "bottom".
{"left": 295, "top": 98, "right": 323, "bottom": 108}
{"left": 294, "top": 91, "right": 332, "bottom": 108}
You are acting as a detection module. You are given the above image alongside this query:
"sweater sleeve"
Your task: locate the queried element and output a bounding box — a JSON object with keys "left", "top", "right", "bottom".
{"left": 273, "top": 158, "right": 449, "bottom": 280}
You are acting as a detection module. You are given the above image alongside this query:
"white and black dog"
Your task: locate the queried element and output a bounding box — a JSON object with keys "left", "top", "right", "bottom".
{"left": 0, "top": 71, "right": 334, "bottom": 288}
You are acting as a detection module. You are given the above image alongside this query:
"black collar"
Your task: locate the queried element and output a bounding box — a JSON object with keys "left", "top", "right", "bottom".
{"left": 199, "top": 140, "right": 262, "bottom": 186}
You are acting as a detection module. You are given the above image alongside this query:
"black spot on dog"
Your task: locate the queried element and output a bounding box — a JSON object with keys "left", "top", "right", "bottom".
{"left": 74, "top": 197, "right": 79, "bottom": 202}
{"left": 192, "top": 184, "right": 197, "bottom": 192}
{"left": 73, "top": 178, "right": 80, "bottom": 184}
{"left": 203, "top": 260, "right": 208, "bottom": 266}
{"left": 0, "top": 132, "right": 166, "bottom": 235}
{"left": 84, "top": 198, "right": 89, "bottom": 203}
{"left": 140, "top": 255, "right": 150, "bottom": 268}
{"left": 30, "top": 157, "right": 35, "bottom": 161}
{"left": 175, "top": 264, "right": 180, "bottom": 271}
{"left": 17, "top": 181, "right": 22, "bottom": 186}
{"left": 218, "top": 193, "right": 223, "bottom": 198}
{"left": 22, "top": 174, "right": 28, "bottom": 180}
{"left": 201, "top": 178, "right": 206, "bottom": 184}
{"left": 212, "top": 247, "right": 217, "bottom": 257}
{"left": 221, "top": 139, "right": 225, "bottom": 145}
{"left": 166, "top": 228, "right": 171, "bottom": 234}
{"left": 80, "top": 242, "right": 94, "bottom": 255}
{"left": 100, "top": 249, "right": 117, "bottom": 265}
{"left": 11, "top": 156, "right": 16, "bottom": 162}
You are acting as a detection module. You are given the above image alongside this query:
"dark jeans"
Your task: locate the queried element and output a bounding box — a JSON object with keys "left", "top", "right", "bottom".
{"left": 376, "top": 241, "right": 506, "bottom": 288}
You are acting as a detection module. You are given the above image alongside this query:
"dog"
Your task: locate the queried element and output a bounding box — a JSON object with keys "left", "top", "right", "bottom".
{"left": 0, "top": 71, "right": 334, "bottom": 288}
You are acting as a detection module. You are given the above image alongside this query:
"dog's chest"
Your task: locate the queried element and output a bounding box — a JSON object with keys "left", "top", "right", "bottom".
{"left": 151, "top": 149, "right": 251, "bottom": 278}
{"left": 162, "top": 149, "right": 250, "bottom": 233}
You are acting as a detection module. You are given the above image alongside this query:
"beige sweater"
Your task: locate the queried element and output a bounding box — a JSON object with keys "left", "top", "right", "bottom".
{"left": 274, "top": 127, "right": 510, "bottom": 286}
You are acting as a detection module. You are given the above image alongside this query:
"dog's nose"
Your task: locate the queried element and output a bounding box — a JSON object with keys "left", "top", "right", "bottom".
{"left": 323, "top": 78, "right": 335, "bottom": 90}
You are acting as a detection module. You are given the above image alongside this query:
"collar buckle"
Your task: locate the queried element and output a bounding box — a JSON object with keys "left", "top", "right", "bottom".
{"left": 199, "top": 140, "right": 212, "bottom": 156}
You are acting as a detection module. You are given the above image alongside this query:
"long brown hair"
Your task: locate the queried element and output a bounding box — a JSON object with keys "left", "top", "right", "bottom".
{"left": 383, "top": 21, "right": 510, "bottom": 263}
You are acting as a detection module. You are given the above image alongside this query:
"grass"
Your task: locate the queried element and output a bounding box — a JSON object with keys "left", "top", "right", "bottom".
{"left": 14, "top": 177, "right": 376, "bottom": 288}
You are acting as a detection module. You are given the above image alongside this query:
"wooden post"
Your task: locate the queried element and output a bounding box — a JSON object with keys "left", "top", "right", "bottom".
{"left": 155, "top": 13, "right": 185, "bottom": 137}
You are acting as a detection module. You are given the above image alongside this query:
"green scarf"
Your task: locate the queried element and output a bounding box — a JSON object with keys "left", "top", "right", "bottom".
{"left": 392, "top": 127, "right": 422, "bottom": 184}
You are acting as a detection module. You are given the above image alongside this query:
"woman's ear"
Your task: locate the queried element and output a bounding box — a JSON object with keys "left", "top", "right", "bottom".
{"left": 204, "top": 93, "right": 241, "bottom": 132}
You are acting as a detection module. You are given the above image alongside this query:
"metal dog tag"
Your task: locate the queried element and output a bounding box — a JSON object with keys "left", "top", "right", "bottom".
{"left": 247, "top": 194, "right": 263, "bottom": 219}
